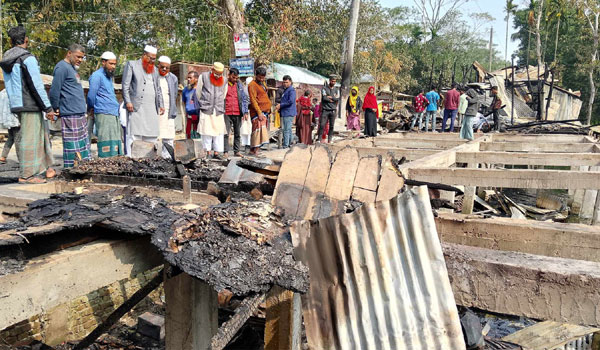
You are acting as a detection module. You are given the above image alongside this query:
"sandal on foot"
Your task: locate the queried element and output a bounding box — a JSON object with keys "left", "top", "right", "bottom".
{"left": 18, "top": 177, "right": 47, "bottom": 184}
{"left": 45, "top": 168, "right": 58, "bottom": 179}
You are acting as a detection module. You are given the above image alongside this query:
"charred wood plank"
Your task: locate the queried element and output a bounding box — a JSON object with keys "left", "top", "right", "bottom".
{"left": 210, "top": 292, "right": 266, "bottom": 350}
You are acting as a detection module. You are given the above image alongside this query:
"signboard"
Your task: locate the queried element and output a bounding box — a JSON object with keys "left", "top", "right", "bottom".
{"left": 230, "top": 58, "right": 255, "bottom": 77}
{"left": 233, "top": 33, "right": 251, "bottom": 57}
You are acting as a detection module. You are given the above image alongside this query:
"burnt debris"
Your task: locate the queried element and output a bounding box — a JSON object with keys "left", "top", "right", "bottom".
{"left": 0, "top": 188, "right": 308, "bottom": 296}
{"left": 65, "top": 156, "right": 226, "bottom": 183}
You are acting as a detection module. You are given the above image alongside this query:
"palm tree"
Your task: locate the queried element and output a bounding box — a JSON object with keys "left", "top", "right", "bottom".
{"left": 505, "top": 0, "right": 518, "bottom": 63}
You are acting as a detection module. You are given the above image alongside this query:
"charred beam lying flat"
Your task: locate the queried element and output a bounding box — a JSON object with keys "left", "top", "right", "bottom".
{"left": 490, "top": 133, "right": 588, "bottom": 143}
{"left": 65, "top": 156, "right": 226, "bottom": 183}
{"left": 436, "top": 213, "right": 600, "bottom": 262}
{"left": 404, "top": 179, "right": 464, "bottom": 194}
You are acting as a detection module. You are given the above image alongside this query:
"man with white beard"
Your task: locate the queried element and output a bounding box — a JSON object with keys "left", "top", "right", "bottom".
{"left": 156, "top": 55, "right": 178, "bottom": 159}
{"left": 49, "top": 43, "right": 91, "bottom": 168}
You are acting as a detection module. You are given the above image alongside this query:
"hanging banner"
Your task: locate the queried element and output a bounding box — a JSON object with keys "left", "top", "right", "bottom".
{"left": 229, "top": 58, "right": 255, "bottom": 77}
{"left": 233, "top": 33, "right": 251, "bottom": 57}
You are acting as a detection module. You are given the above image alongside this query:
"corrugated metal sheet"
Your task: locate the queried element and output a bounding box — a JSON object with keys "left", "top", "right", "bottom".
{"left": 290, "top": 186, "right": 465, "bottom": 350}
{"left": 543, "top": 84, "right": 583, "bottom": 121}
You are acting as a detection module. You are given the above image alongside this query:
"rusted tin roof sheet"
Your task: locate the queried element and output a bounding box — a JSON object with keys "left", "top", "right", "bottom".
{"left": 291, "top": 186, "right": 465, "bottom": 350}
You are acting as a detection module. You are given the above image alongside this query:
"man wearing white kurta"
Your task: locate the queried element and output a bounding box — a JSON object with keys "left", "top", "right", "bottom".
{"left": 157, "top": 56, "right": 178, "bottom": 159}
{"left": 121, "top": 45, "right": 164, "bottom": 155}
{"left": 197, "top": 62, "right": 227, "bottom": 158}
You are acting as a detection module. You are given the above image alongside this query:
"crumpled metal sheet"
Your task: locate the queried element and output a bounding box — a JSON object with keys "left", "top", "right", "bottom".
{"left": 291, "top": 186, "right": 465, "bottom": 350}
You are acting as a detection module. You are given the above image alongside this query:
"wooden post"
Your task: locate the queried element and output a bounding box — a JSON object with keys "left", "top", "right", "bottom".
{"left": 581, "top": 166, "right": 600, "bottom": 224}
{"left": 462, "top": 163, "right": 479, "bottom": 214}
{"left": 165, "top": 272, "right": 218, "bottom": 350}
{"left": 489, "top": 27, "right": 493, "bottom": 72}
{"left": 183, "top": 175, "right": 192, "bottom": 203}
{"left": 264, "top": 286, "right": 302, "bottom": 350}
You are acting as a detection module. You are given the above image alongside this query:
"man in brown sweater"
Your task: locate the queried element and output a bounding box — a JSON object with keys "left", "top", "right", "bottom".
{"left": 248, "top": 66, "right": 271, "bottom": 155}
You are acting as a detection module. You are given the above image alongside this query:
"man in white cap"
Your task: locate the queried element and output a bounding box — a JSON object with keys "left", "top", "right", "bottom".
{"left": 87, "top": 51, "right": 122, "bottom": 158}
{"left": 121, "top": 44, "right": 164, "bottom": 155}
{"left": 157, "top": 55, "right": 178, "bottom": 159}
{"left": 197, "top": 62, "right": 227, "bottom": 158}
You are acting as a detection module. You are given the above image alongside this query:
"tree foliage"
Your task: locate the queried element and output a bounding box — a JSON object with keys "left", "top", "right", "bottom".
{"left": 3, "top": 0, "right": 231, "bottom": 79}
{"left": 512, "top": 0, "right": 600, "bottom": 123}
{"left": 2, "top": 0, "right": 507, "bottom": 97}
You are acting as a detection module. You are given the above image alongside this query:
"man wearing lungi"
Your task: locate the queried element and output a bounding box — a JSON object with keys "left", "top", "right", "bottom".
{"left": 87, "top": 51, "right": 122, "bottom": 158}
{"left": 49, "top": 43, "right": 91, "bottom": 168}
{"left": 0, "top": 26, "right": 57, "bottom": 183}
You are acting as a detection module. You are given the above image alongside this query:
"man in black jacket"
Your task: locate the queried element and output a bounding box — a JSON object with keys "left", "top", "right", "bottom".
{"left": 317, "top": 75, "right": 339, "bottom": 143}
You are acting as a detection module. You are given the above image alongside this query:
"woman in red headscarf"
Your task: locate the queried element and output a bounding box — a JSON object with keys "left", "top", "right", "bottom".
{"left": 362, "top": 86, "right": 379, "bottom": 137}
{"left": 296, "top": 90, "right": 314, "bottom": 145}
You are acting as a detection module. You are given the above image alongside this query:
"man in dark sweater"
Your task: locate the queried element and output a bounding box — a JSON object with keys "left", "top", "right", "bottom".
{"left": 49, "top": 43, "right": 91, "bottom": 168}
{"left": 0, "top": 26, "right": 57, "bottom": 183}
{"left": 317, "top": 74, "right": 339, "bottom": 143}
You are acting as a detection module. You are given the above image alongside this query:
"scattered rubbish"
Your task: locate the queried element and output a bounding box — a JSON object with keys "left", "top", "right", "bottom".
{"left": 0, "top": 188, "right": 309, "bottom": 296}
{"left": 460, "top": 307, "right": 485, "bottom": 349}
{"left": 502, "top": 321, "right": 600, "bottom": 350}
{"left": 378, "top": 105, "right": 412, "bottom": 132}
{"left": 137, "top": 312, "right": 165, "bottom": 341}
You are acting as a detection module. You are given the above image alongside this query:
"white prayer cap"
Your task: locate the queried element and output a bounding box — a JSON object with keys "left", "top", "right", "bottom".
{"left": 101, "top": 51, "right": 117, "bottom": 60}
{"left": 143, "top": 45, "right": 158, "bottom": 55}
{"left": 158, "top": 56, "right": 171, "bottom": 64}
{"left": 212, "top": 62, "right": 224, "bottom": 73}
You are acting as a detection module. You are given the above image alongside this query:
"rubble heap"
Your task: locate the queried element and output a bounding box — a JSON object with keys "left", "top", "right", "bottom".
{"left": 0, "top": 188, "right": 308, "bottom": 296}
{"left": 66, "top": 156, "right": 225, "bottom": 183}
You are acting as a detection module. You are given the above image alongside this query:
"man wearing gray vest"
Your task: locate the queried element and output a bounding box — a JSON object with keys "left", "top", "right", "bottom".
{"left": 197, "top": 62, "right": 227, "bottom": 158}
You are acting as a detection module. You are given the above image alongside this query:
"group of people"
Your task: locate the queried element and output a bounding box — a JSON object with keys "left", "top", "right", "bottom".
{"left": 273, "top": 75, "right": 383, "bottom": 149}
{"left": 410, "top": 83, "right": 502, "bottom": 140}
{"left": 0, "top": 25, "right": 393, "bottom": 183}
{"left": 0, "top": 25, "right": 279, "bottom": 184}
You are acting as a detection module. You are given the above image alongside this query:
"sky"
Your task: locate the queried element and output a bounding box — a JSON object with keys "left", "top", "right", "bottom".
{"left": 379, "top": 0, "right": 523, "bottom": 62}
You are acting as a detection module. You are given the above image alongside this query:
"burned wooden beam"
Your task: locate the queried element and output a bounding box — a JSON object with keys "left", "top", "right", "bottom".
{"left": 64, "top": 156, "right": 226, "bottom": 184}
{"left": 210, "top": 292, "right": 266, "bottom": 350}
